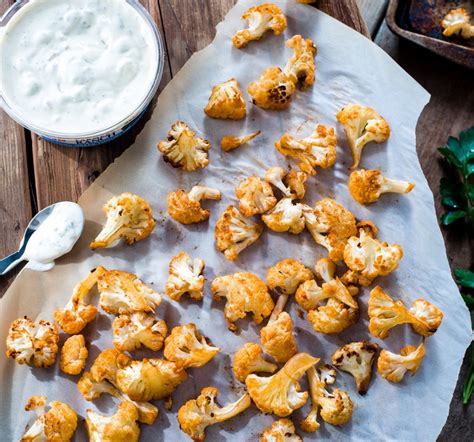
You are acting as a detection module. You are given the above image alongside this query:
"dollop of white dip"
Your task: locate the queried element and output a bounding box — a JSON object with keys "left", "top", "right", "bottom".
{"left": 24, "top": 202, "right": 84, "bottom": 271}
{"left": 0, "top": 0, "right": 158, "bottom": 135}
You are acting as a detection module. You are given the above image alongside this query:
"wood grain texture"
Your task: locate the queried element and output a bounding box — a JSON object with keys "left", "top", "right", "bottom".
{"left": 356, "top": 0, "right": 389, "bottom": 36}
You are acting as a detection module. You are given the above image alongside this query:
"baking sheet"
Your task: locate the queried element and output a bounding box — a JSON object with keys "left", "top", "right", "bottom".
{"left": 1, "top": 0, "right": 471, "bottom": 440}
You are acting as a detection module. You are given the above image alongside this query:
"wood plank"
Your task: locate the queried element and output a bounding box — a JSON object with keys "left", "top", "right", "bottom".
{"left": 356, "top": 0, "right": 389, "bottom": 37}
{"left": 318, "top": 0, "right": 370, "bottom": 37}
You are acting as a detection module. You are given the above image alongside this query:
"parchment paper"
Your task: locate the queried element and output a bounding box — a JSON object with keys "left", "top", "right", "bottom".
{"left": 1, "top": 1, "right": 471, "bottom": 440}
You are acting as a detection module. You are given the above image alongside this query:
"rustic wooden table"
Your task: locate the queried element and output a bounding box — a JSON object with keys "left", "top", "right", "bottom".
{"left": 1, "top": 0, "right": 472, "bottom": 438}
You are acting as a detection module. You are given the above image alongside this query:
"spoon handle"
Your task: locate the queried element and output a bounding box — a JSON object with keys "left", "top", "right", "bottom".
{"left": 0, "top": 251, "right": 25, "bottom": 276}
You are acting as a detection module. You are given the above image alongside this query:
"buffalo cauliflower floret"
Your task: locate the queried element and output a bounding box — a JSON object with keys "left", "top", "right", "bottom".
{"left": 157, "top": 121, "right": 211, "bottom": 171}
{"left": 232, "top": 3, "right": 287, "bottom": 48}
{"left": 264, "top": 167, "right": 307, "bottom": 199}
{"left": 233, "top": 343, "right": 278, "bottom": 382}
{"left": 377, "top": 341, "right": 426, "bottom": 383}
{"left": 211, "top": 272, "right": 274, "bottom": 331}
{"left": 409, "top": 298, "right": 444, "bottom": 336}
{"left": 336, "top": 104, "right": 391, "bottom": 169}
{"left": 349, "top": 169, "right": 415, "bottom": 204}
{"left": 221, "top": 131, "right": 261, "bottom": 152}
{"left": 60, "top": 334, "right": 88, "bottom": 375}
{"left": 248, "top": 67, "right": 297, "bottom": 110}
{"left": 236, "top": 176, "right": 277, "bottom": 216}
{"left": 86, "top": 402, "right": 140, "bottom": 442}
{"left": 307, "top": 298, "right": 359, "bottom": 334}
{"left": 165, "top": 252, "right": 205, "bottom": 301}
{"left": 168, "top": 186, "right": 221, "bottom": 225}
{"left": 261, "top": 418, "right": 302, "bottom": 441}
{"left": 164, "top": 323, "right": 220, "bottom": 368}
{"left": 178, "top": 386, "right": 251, "bottom": 441}
{"left": 90, "top": 348, "right": 132, "bottom": 385}
{"left": 90, "top": 193, "right": 155, "bottom": 250}
{"left": 98, "top": 269, "right": 162, "bottom": 315}
{"left": 283, "top": 35, "right": 317, "bottom": 90}
{"left": 204, "top": 78, "right": 246, "bottom": 119}
{"left": 261, "top": 312, "right": 298, "bottom": 363}
{"left": 21, "top": 396, "right": 77, "bottom": 442}
{"left": 246, "top": 352, "right": 319, "bottom": 416}
{"left": 331, "top": 341, "right": 379, "bottom": 394}
{"left": 54, "top": 266, "right": 105, "bottom": 334}
{"left": 441, "top": 8, "right": 474, "bottom": 38}
{"left": 262, "top": 197, "right": 305, "bottom": 234}
{"left": 275, "top": 124, "right": 337, "bottom": 175}
{"left": 215, "top": 205, "right": 263, "bottom": 261}
{"left": 6, "top": 317, "right": 59, "bottom": 368}
{"left": 112, "top": 312, "right": 167, "bottom": 352}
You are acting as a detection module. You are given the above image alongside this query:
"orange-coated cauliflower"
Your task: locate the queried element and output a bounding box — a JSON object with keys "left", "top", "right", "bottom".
{"left": 283, "top": 35, "right": 317, "bottom": 90}
{"left": 264, "top": 166, "right": 307, "bottom": 199}
{"left": 165, "top": 251, "right": 205, "bottom": 301}
{"left": 248, "top": 67, "right": 296, "bottom": 110}
{"left": 267, "top": 258, "right": 313, "bottom": 298}
{"left": 307, "top": 298, "right": 359, "bottom": 334}
{"left": 157, "top": 121, "right": 211, "bottom": 171}
{"left": 441, "top": 8, "right": 474, "bottom": 38}
{"left": 6, "top": 317, "right": 59, "bottom": 368}
{"left": 214, "top": 205, "right": 263, "bottom": 261}
{"left": 262, "top": 197, "right": 305, "bottom": 234}
{"left": 233, "top": 342, "right": 277, "bottom": 382}
{"left": 409, "top": 298, "right": 444, "bottom": 336}
{"left": 90, "top": 348, "right": 132, "bottom": 384}
{"left": 377, "top": 341, "right": 426, "bottom": 383}
{"left": 261, "top": 418, "right": 302, "bottom": 441}
{"left": 236, "top": 176, "right": 277, "bottom": 216}
{"left": 232, "top": 3, "right": 287, "bottom": 48}
{"left": 178, "top": 386, "right": 251, "bottom": 441}
{"left": 167, "top": 186, "right": 221, "bottom": 224}
{"left": 336, "top": 103, "right": 390, "bottom": 169}
{"left": 60, "top": 334, "right": 88, "bottom": 375}
{"left": 221, "top": 131, "right": 261, "bottom": 152}
{"left": 211, "top": 272, "right": 274, "bottom": 331}
{"left": 261, "top": 312, "right": 298, "bottom": 363}
{"left": 204, "top": 78, "right": 246, "bottom": 119}
{"left": 90, "top": 193, "right": 155, "bottom": 250}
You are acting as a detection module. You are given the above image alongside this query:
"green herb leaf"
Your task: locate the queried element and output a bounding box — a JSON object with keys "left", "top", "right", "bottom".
{"left": 462, "top": 344, "right": 473, "bottom": 404}
{"left": 455, "top": 269, "right": 474, "bottom": 289}
{"left": 439, "top": 147, "right": 463, "bottom": 168}
{"left": 440, "top": 177, "right": 466, "bottom": 209}
{"left": 441, "top": 210, "right": 467, "bottom": 225}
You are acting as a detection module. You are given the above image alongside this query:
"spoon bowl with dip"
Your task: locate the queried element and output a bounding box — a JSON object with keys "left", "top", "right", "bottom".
{"left": 0, "top": 202, "right": 84, "bottom": 275}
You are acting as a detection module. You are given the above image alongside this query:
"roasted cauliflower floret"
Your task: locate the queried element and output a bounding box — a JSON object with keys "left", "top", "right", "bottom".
{"left": 90, "top": 348, "right": 132, "bottom": 384}
{"left": 54, "top": 266, "right": 105, "bottom": 334}
{"left": 261, "top": 418, "right": 302, "bottom": 441}
{"left": 221, "top": 130, "right": 261, "bottom": 152}
{"left": 261, "top": 312, "right": 298, "bottom": 363}
{"left": 165, "top": 252, "right": 205, "bottom": 301}
{"left": 236, "top": 176, "right": 277, "bottom": 216}
{"left": 283, "top": 35, "right": 317, "bottom": 90}
{"left": 86, "top": 402, "right": 140, "bottom": 442}
{"left": 211, "top": 272, "right": 274, "bottom": 331}
{"left": 21, "top": 396, "right": 77, "bottom": 442}
{"left": 248, "top": 67, "right": 296, "bottom": 110}
{"left": 331, "top": 341, "right": 379, "bottom": 394}
{"left": 98, "top": 269, "right": 162, "bottom": 315}
{"left": 409, "top": 298, "right": 444, "bottom": 336}
{"left": 6, "top": 317, "right": 59, "bottom": 368}
{"left": 267, "top": 258, "right": 313, "bottom": 298}
{"left": 264, "top": 167, "right": 307, "bottom": 199}
{"left": 164, "top": 323, "right": 220, "bottom": 368}
{"left": 262, "top": 197, "right": 305, "bottom": 234}
{"left": 377, "top": 341, "right": 426, "bottom": 383}
{"left": 215, "top": 205, "right": 263, "bottom": 261}
{"left": 349, "top": 169, "right": 414, "bottom": 204}
{"left": 441, "top": 8, "right": 474, "bottom": 39}
{"left": 158, "top": 121, "right": 211, "bottom": 171}
{"left": 307, "top": 298, "right": 359, "bottom": 334}
{"left": 178, "top": 386, "right": 251, "bottom": 441}
{"left": 246, "top": 352, "right": 319, "bottom": 416}
{"left": 90, "top": 193, "right": 155, "bottom": 250}
{"left": 336, "top": 103, "right": 390, "bottom": 169}
{"left": 275, "top": 124, "right": 337, "bottom": 175}
{"left": 232, "top": 3, "right": 287, "bottom": 48}
{"left": 233, "top": 342, "right": 278, "bottom": 382}
{"left": 204, "top": 78, "right": 246, "bottom": 119}
{"left": 168, "top": 186, "right": 221, "bottom": 224}
{"left": 60, "top": 334, "right": 88, "bottom": 375}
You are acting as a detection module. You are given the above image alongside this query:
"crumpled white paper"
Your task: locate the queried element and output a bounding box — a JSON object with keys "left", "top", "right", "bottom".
{"left": 1, "top": 1, "right": 471, "bottom": 440}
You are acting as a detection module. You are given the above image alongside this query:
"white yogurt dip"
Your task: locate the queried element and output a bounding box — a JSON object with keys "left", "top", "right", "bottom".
{"left": 23, "top": 202, "right": 84, "bottom": 271}
{"left": 0, "top": 0, "right": 159, "bottom": 136}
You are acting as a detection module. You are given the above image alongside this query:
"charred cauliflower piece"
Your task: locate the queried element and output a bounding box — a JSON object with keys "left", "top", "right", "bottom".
{"left": 275, "top": 124, "right": 336, "bottom": 175}
{"left": 165, "top": 252, "right": 205, "bottom": 301}
{"left": 233, "top": 342, "right": 278, "bottom": 382}
{"left": 248, "top": 67, "right": 296, "bottom": 110}
{"left": 21, "top": 396, "right": 77, "bottom": 442}
{"left": 331, "top": 341, "right": 379, "bottom": 394}
{"left": 6, "top": 317, "right": 59, "bottom": 368}
{"left": 261, "top": 312, "right": 298, "bottom": 363}
{"left": 409, "top": 298, "right": 444, "bottom": 336}
{"left": 283, "top": 35, "right": 317, "bottom": 90}
{"left": 441, "top": 8, "right": 474, "bottom": 39}
{"left": 54, "top": 266, "right": 105, "bottom": 334}
{"left": 158, "top": 121, "right": 211, "bottom": 171}
{"left": 215, "top": 205, "right": 263, "bottom": 261}
{"left": 264, "top": 167, "right": 307, "bottom": 199}
{"left": 90, "top": 193, "right": 155, "bottom": 250}
{"left": 236, "top": 176, "right": 277, "bottom": 216}
{"left": 164, "top": 323, "right": 220, "bottom": 369}
{"left": 98, "top": 269, "right": 162, "bottom": 315}
{"left": 168, "top": 186, "right": 221, "bottom": 225}
{"left": 377, "top": 341, "right": 426, "bottom": 383}
{"left": 60, "top": 334, "right": 88, "bottom": 375}
{"left": 232, "top": 3, "right": 287, "bottom": 48}
{"left": 204, "top": 78, "right": 246, "bottom": 119}
{"left": 211, "top": 272, "right": 274, "bottom": 331}
{"left": 349, "top": 169, "right": 414, "bottom": 204}
{"left": 261, "top": 418, "right": 302, "bottom": 441}
{"left": 336, "top": 104, "right": 390, "bottom": 169}
{"left": 221, "top": 131, "right": 261, "bottom": 152}
{"left": 262, "top": 197, "right": 305, "bottom": 234}
{"left": 178, "top": 386, "right": 251, "bottom": 441}
{"left": 112, "top": 312, "right": 167, "bottom": 352}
